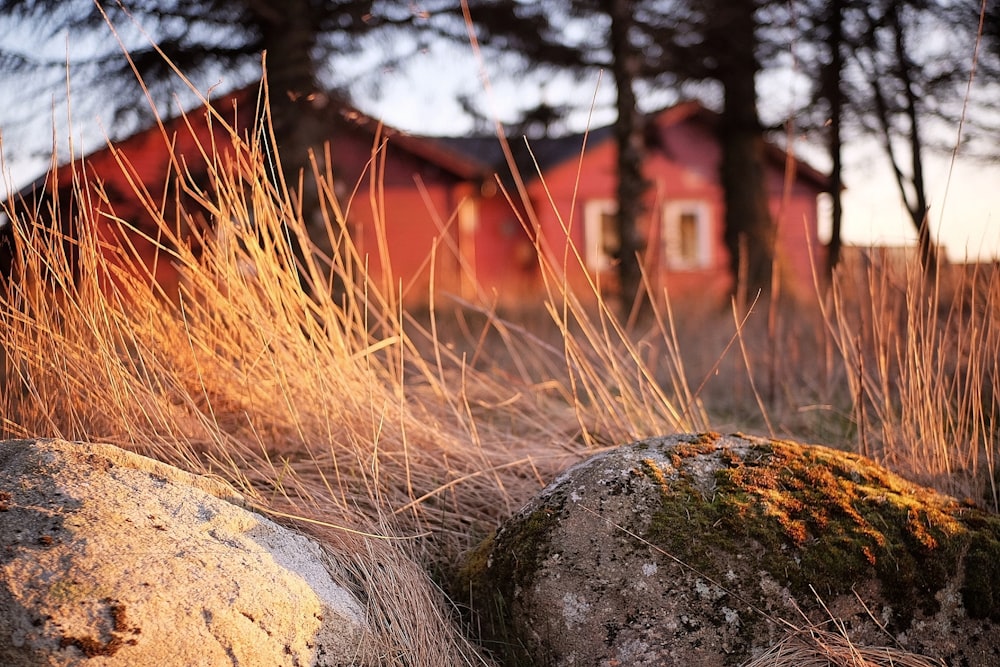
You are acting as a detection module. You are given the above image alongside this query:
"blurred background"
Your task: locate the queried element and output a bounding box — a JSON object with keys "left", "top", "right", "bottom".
{"left": 0, "top": 0, "right": 997, "bottom": 264}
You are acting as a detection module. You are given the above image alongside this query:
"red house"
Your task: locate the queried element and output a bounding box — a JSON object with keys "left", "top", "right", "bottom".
{"left": 0, "top": 88, "right": 498, "bottom": 303}
{"left": 1, "top": 90, "right": 829, "bottom": 306}
{"left": 440, "top": 101, "right": 831, "bottom": 302}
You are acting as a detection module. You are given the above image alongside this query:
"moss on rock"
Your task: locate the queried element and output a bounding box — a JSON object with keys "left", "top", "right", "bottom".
{"left": 454, "top": 501, "right": 563, "bottom": 665}
{"left": 643, "top": 436, "right": 976, "bottom": 628}
{"left": 961, "top": 517, "right": 1000, "bottom": 621}
{"left": 459, "top": 433, "right": 1000, "bottom": 667}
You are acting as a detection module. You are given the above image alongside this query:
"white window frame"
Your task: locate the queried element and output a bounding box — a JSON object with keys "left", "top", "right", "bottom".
{"left": 662, "top": 200, "right": 711, "bottom": 270}
{"left": 583, "top": 199, "right": 618, "bottom": 272}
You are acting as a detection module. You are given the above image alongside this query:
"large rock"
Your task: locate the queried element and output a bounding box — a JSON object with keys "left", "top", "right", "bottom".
{"left": 460, "top": 432, "right": 1000, "bottom": 666}
{"left": 0, "top": 439, "right": 375, "bottom": 666}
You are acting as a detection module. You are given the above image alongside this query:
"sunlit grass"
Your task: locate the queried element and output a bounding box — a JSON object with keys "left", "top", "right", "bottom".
{"left": 1, "top": 58, "right": 997, "bottom": 666}
{"left": 821, "top": 251, "right": 1000, "bottom": 511}
{"left": 0, "top": 82, "right": 713, "bottom": 665}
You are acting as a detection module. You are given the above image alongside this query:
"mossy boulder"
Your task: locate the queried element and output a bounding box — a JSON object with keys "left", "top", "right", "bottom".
{"left": 458, "top": 432, "right": 1000, "bottom": 666}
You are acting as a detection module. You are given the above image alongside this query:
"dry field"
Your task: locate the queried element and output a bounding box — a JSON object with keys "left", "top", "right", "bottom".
{"left": 1, "top": 88, "right": 995, "bottom": 665}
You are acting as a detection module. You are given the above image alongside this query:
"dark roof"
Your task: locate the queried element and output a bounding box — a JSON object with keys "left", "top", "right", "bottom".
{"left": 423, "top": 102, "right": 832, "bottom": 193}
{"left": 428, "top": 126, "right": 616, "bottom": 189}
{"left": 432, "top": 126, "right": 614, "bottom": 173}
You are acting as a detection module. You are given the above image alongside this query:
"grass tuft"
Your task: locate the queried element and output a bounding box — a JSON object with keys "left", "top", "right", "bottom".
{"left": 0, "top": 80, "right": 708, "bottom": 665}
{"left": 1, "top": 63, "right": 997, "bottom": 665}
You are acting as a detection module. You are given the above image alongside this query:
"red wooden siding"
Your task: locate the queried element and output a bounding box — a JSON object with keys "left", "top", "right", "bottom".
{"left": 3, "top": 93, "right": 829, "bottom": 308}
{"left": 18, "top": 92, "right": 251, "bottom": 302}
{"left": 512, "top": 102, "right": 829, "bottom": 303}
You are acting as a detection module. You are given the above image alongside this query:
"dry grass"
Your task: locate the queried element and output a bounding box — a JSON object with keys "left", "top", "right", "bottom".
{"left": 633, "top": 251, "right": 1000, "bottom": 515}
{"left": 0, "top": 54, "right": 995, "bottom": 667}
{"left": 744, "top": 625, "right": 944, "bottom": 667}
{"left": 820, "top": 251, "right": 1000, "bottom": 511}
{"left": 0, "top": 83, "right": 710, "bottom": 665}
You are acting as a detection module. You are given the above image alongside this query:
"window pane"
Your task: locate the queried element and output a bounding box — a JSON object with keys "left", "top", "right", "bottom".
{"left": 663, "top": 201, "right": 710, "bottom": 269}
{"left": 601, "top": 211, "right": 619, "bottom": 258}
{"left": 585, "top": 200, "right": 618, "bottom": 271}
{"left": 679, "top": 212, "right": 698, "bottom": 261}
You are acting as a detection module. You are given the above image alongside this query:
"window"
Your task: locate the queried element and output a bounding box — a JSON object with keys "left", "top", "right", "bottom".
{"left": 663, "top": 201, "right": 711, "bottom": 269}
{"left": 584, "top": 199, "right": 619, "bottom": 272}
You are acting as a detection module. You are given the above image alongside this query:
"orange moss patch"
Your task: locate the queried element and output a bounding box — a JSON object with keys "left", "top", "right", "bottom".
{"left": 643, "top": 434, "right": 995, "bottom": 629}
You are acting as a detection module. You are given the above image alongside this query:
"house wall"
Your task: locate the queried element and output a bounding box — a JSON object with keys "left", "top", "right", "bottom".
{"left": 519, "top": 113, "right": 826, "bottom": 306}
{"left": 643, "top": 123, "right": 732, "bottom": 301}
{"left": 527, "top": 139, "right": 617, "bottom": 295}
{"left": 343, "top": 182, "right": 461, "bottom": 300}
{"left": 39, "top": 96, "right": 248, "bottom": 303}
{"left": 767, "top": 170, "right": 826, "bottom": 298}
{"left": 24, "top": 96, "right": 481, "bottom": 307}
{"left": 464, "top": 187, "right": 538, "bottom": 302}
{"left": 662, "top": 112, "right": 826, "bottom": 297}
{"left": 523, "top": 125, "right": 736, "bottom": 303}
{"left": 333, "top": 136, "right": 468, "bottom": 302}
{"left": 14, "top": 94, "right": 827, "bottom": 310}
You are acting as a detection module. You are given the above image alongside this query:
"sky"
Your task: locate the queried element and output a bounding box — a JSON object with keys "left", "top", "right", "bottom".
{"left": 834, "top": 145, "right": 999, "bottom": 261}
{"left": 1, "top": 25, "right": 998, "bottom": 263}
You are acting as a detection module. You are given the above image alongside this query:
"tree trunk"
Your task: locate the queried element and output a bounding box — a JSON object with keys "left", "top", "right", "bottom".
{"left": 607, "top": 0, "right": 648, "bottom": 312}
{"left": 824, "top": 0, "right": 845, "bottom": 276}
{"left": 253, "top": 0, "right": 327, "bottom": 289}
{"left": 255, "top": 0, "right": 323, "bottom": 178}
{"left": 889, "top": 1, "right": 938, "bottom": 276}
{"left": 714, "top": 0, "right": 776, "bottom": 297}
{"left": 867, "top": 1, "right": 939, "bottom": 278}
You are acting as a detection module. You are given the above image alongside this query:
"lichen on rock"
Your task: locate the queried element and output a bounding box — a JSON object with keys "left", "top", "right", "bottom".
{"left": 458, "top": 432, "right": 1000, "bottom": 666}
{"left": 0, "top": 438, "right": 377, "bottom": 667}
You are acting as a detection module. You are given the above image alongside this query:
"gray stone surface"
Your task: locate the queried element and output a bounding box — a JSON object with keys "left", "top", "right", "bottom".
{"left": 0, "top": 438, "right": 376, "bottom": 666}
{"left": 461, "top": 432, "right": 1000, "bottom": 666}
